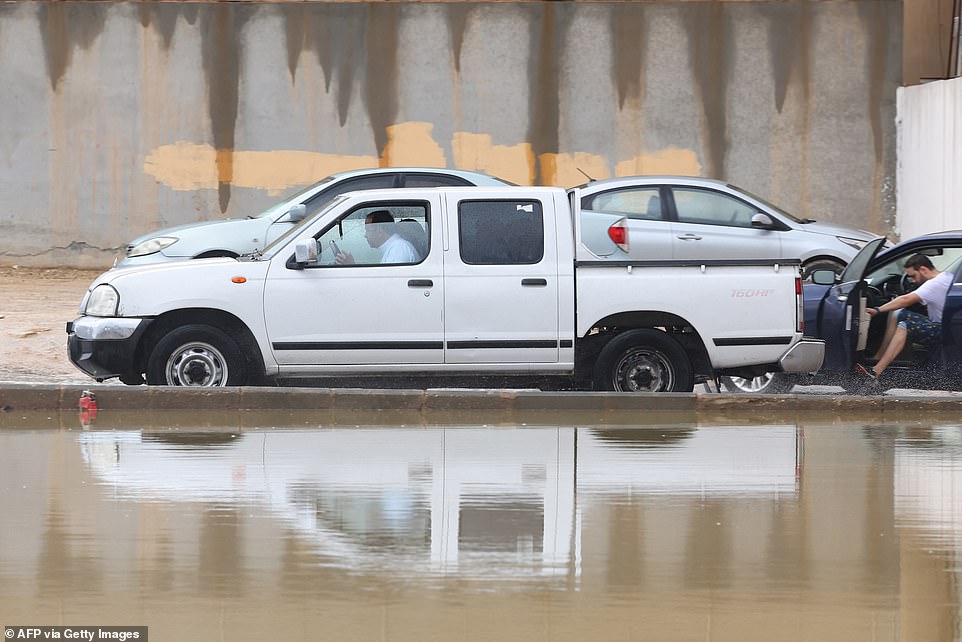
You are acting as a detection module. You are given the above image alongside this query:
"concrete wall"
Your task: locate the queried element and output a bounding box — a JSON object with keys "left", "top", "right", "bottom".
{"left": 896, "top": 76, "right": 962, "bottom": 240}
{"left": 0, "top": 1, "right": 901, "bottom": 268}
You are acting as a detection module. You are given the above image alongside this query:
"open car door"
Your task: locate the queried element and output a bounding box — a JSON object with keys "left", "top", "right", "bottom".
{"left": 816, "top": 237, "right": 887, "bottom": 371}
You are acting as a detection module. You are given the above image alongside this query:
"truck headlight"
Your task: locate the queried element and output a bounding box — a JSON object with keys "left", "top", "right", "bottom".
{"left": 85, "top": 284, "right": 120, "bottom": 317}
{"left": 127, "top": 236, "right": 178, "bottom": 257}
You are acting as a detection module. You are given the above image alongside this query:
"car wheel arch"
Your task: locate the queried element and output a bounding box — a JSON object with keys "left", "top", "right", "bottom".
{"left": 134, "top": 308, "right": 265, "bottom": 380}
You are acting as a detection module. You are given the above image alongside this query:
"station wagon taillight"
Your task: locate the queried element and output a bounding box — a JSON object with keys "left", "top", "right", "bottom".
{"left": 608, "top": 218, "right": 629, "bottom": 253}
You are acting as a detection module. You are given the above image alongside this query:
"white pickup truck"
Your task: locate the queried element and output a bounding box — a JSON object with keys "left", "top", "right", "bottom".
{"left": 67, "top": 186, "right": 823, "bottom": 392}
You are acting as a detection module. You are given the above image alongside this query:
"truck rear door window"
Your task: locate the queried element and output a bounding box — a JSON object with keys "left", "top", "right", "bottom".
{"left": 458, "top": 200, "right": 544, "bottom": 265}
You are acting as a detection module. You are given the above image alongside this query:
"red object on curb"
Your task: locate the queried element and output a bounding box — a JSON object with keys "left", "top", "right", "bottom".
{"left": 79, "top": 390, "right": 97, "bottom": 411}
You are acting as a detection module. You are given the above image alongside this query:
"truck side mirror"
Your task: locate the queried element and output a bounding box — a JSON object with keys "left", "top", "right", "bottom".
{"left": 810, "top": 269, "right": 837, "bottom": 285}
{"left": 293, "top": 239, "right": 318, "bottom": 267}
{"left": 751, "top": 212, "right": 775, "bottom": 228}
{"left": 287, "top": 204, "right": 307, "bottom": 223}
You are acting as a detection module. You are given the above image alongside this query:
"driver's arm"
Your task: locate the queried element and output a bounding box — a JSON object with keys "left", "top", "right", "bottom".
{"left": 867, "top": 292, "right": 922, "bottom": 316}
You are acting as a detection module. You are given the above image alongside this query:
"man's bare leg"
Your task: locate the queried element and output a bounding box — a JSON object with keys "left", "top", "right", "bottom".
{"left": 872, "top": 312, "right": 900, "bottom": 360}
{"left": 874, "top": 326, "right": 907, "bottom": 376}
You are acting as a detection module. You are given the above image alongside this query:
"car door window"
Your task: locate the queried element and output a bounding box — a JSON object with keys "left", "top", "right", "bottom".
{"left": 302, "top": 174, "right": 399, "bottom": 216}
{"left": 672, "top": 188, "right": 757, "bottom": 228}
{"left": 458, "top": 200, "right": 544, "bottom": 265}
{"left": 582, "top": 187, "right": 664, "bottom": 221}
{"left": 308, "top": 201, "right": 429, "bottom": 267}
{"left": 403, "top": 174, "right": 472, "bottom": 188}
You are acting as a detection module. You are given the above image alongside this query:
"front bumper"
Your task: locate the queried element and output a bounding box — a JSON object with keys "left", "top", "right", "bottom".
{"left": 66, "top": 316, "right": 152, "bottom": 381}
{"left": 778, "top": 338, "right": 825, "bottom": 373}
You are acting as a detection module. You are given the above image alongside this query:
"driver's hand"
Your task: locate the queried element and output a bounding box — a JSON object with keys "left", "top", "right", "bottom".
{"left": 334, "top": 251, "right": 355, "bottom": 265}
{"left": 866, "top": 307, "right": 880, "bottom": 317}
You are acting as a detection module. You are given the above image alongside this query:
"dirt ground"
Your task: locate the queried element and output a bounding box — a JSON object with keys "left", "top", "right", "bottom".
{"left": 0, "top": 266, "right": 104, "bottom": 384}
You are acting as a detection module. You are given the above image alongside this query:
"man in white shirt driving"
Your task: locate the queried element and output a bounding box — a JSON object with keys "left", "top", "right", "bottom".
{"left": 334, "top": 210, "right": 420, "bottom": 265}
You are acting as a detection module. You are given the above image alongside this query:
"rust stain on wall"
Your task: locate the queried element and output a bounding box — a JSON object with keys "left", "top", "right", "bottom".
{"left": 611, "top": 6, "right": 647, "bottom": 110}
{"left": 446, "top": 5, "right": 475, "bottom": 75}
{"left": 765, "top": 2, "right": 812, "bottom": 114}
{"left": 682, "top": 3, "right": 732, "bottom": 179}
{"left": 284, "top": 5, "right": 307, "bottom": 82}
{"left": 289, "top": 6, "right": 365, "bottom": 127}
{"left": 364, "top": 5, "right": 402, "bottom": 161}
{"left": 858, "top": 0, "right": 895, "bottom": 230}
{"left": 527, "top": 5, "right": 574, "bottom": 186}
{"left": 137, "top": 4, "right": 180, "bottom": 50}
{"left": 764, "top": 1, "right": 813, "bottom": 216}
{"left": 200, "top": 4, "right": 253, "bottom": 213}
{"left": 38, "top": 3, "right": 107, "bottom": 91}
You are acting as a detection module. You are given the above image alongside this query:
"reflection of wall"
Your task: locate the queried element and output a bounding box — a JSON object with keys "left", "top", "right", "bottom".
{"left": 0, "top": 2, "right": 900, "bottom": 267}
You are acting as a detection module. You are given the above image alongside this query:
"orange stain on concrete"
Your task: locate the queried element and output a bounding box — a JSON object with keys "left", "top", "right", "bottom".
{"left": 615, "top": 147, "right": 702, "bottom": 177}
{"left": 452, "top": 132, "right": 535, "bottom": 185}
{"left": 143, "top": 128, "right": 702, "bottom": 194}
{"left": 380, "top": 122, "right": 447, "bottom": 168}
{"left": 143, "top": 142, "right": 377, "bottom": 194}
{"left": 539, "top": 152, "right": 612, "bottom": 188}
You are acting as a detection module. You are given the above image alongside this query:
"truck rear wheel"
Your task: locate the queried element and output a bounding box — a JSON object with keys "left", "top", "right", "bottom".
{"left": 721, "top": 372, "right": 797, "bottom": 394}
{"left": 593, "top": 329, "right": 694, "bottom": 393}
{"left": 146, "top": 324, "right": 247, "bottom": 387}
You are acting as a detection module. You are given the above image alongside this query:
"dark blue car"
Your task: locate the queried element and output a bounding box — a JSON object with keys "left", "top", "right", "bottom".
{"left": 724, "top": 232, "right": 962, "bottom": 392}
{"left": 787, "top": 232, "right": 962, "bottom": 392}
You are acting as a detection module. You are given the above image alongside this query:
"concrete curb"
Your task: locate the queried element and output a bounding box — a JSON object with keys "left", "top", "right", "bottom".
{"left": 1, "top": 383, "right": 960, "bottom": 427}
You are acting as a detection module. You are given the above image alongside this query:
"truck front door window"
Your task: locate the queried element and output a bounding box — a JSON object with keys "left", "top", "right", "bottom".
{"left": 312, "top": 202, "right": 430, "bottom": 267}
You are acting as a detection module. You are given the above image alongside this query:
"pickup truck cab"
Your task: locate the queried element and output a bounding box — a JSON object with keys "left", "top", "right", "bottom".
{"left": 67, "top": 186, "right": 823, "bottom": 391}
{"left": 795, "top": 231, "right": 962, "bottom": 392}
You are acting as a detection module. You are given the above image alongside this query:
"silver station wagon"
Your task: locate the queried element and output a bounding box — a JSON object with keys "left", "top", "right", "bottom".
{"left": 119, "top": 167, "right": 510, "bottom": 268}
{"left": 575, "top": 176, "right": 879, "bottom": 279}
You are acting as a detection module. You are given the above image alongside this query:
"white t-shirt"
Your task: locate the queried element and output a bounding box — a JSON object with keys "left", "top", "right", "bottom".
{"left": 916, "top": 271, "right": 954, "bottom": 323}
{"left": 380, "top": 233, "right": 420, "bottom": 264}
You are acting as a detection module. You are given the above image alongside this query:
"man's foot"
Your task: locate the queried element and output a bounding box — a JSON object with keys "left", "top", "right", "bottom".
{"left": 855, "top": 363, "right": 878, "bottom": 380}
{"left": 860, "top": 357, "right": 879, "bottom": 367}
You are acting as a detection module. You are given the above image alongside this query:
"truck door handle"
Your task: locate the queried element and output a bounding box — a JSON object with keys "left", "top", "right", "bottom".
{"left": 522, "top": 278, "right": 547, "bottom": 287}
{"left": 677, "top": 234, "right": 702, "bottom": 241}
{"left": 407, "top": 279, "right": 433, "bottom": 288}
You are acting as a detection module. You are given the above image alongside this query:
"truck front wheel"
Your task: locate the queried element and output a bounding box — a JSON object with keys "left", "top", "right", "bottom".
{"left": 146, "top": 325, "right": 247, "bottom": 387}
{"left": 593, "top": 329, "right": 694, "bottom": 393}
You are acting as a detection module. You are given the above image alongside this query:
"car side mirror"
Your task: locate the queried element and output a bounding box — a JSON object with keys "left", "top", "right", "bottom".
{"left": 287, "top": 204, "right": 307, "bottom": 223}
{"left": 810, "top": 269, "right": 837, "bottom": 285}
{"left": 293, "top": 239, "right": 318, "bottom": 267}
{"left": 751, "top": 212, "right": 775, "bottom": 228}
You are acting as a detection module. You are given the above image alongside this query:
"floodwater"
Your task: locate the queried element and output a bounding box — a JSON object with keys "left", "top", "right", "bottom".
{"left": 1, "top": 416, "right": 961, "bottom": 641}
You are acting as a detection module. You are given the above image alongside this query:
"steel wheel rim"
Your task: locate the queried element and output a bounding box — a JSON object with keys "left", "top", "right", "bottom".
{"left": 165, "top": 341, "right": 229, "bottom": 387}
{"left": 727, "top": 373, "right": 774, "bottom": 393}
{"left": 612, "top": 348, "right": 672, "bottom": 392}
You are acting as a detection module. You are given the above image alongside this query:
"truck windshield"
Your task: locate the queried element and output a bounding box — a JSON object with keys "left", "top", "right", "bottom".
{"left": 259, "top": 195, "right": 348, "bottom": 257}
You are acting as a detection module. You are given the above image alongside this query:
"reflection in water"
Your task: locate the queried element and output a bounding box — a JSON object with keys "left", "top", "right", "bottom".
{"left": 0, "top": 423, "right": 960, "bottom": 640}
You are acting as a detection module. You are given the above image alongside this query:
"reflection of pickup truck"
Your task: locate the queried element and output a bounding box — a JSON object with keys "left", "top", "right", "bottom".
{"left": 67, "top": 186, "right": 823, "bottom": 391}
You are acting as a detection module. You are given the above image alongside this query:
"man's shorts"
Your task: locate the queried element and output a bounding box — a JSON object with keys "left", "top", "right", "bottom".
{"left": 896, "top": 309, "right": 941, "bottom": 346}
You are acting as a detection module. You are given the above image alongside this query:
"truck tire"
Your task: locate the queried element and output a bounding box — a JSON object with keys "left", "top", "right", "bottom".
{"left": 146, "top": 324, "right": 247, "bottom": 387}
{"left": 721, "top": 372, "right": 797, "bottom": 394}
{"left": 593, "top": 329, "right": 694, "bottom": 393}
